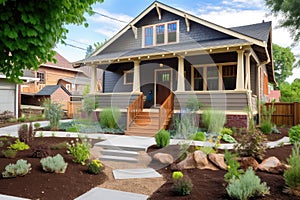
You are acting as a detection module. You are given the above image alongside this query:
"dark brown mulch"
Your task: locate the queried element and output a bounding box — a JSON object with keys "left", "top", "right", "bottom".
{"left": 0, "top": 137, "right": 106, "bottom": 200}
{"left": 149, "top": 145, "right": 297, "bottom": 200}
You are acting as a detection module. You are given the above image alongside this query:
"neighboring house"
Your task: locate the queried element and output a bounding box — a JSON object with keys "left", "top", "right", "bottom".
{"left": 268, "top": 90, "right": 281, "bottom": 102}
{"left": 35, "top": 85, "right": 71, "bottom": 111}
{"left": 73, "top": 1, "right": 276, "bottom": 136}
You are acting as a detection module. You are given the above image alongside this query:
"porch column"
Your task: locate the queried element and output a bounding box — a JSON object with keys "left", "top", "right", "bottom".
{"left": 90, "top": 65, "right": 97, "bottom": 94}
{"left": 177, "top": 56, "right": 185, "bottom": 91}
{"left": 133, "top": 60, "right": 140, "bottom": 92}
{"left": 245, "top": 51, "right": 251, "bottom": 90}
{"left": 236, "top": 50, "right": 245, "bottom": 90}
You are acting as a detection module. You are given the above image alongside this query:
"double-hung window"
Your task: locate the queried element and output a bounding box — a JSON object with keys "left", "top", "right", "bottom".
{"left": 156, "top": 24, "right": 165, "bottom": 45}
{"left": 167, "top": 22, "right": 177, "bottom": 43}
{"left": 145, "top": 27, "right": 153, "bottom": 47}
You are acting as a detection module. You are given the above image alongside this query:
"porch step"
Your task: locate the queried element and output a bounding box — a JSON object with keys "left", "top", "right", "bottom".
{"left": 100, "top": 155, "right": 138, "bottom": 163}
{"left": 101, "top": 149, "right": 139, "bottom": 157}
{"left": 125, "top": 130, "right": 157, "bottom": 137}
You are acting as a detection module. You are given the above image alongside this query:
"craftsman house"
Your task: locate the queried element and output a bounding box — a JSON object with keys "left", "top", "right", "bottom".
{"left": 73, "top": 1, "right": 275, "bottom": 136}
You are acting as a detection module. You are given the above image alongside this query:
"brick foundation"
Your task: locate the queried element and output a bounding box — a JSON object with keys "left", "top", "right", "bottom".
{"left": 225, "top": 114, "right": 248, "bottom": 128}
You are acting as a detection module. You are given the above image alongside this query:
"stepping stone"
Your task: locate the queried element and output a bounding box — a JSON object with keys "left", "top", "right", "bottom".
{"left": 0, "top": 194, "right": 30, "bottom": 200}
{"left": 113, "top": 168, "right": 162, "bottom": 180}
{"left": 100, "top": 155, "right": 138, "bottom": 163}
{"left": 75, "top": 187, "right": 148, "bottom": 200}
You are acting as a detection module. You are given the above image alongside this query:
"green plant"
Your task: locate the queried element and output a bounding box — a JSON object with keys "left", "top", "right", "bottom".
{"left": 224, "top": 150, "right": 243, "bottom": 182}
{"left": 2, "top": 149, "right": 18, "bottom": 158}
{"left": 18, "top": 124, "right": 29, "bottom": 143}
{"left": 185, "top": 95, "right": 201, "bottom": 111}
{"left": 9, "top": 139, "right": 30, "bottom": 151}
{"left": 82, "top": 85, "right": 97, "bottom": 117}
{"left": 34, "top": 122, "right": 41, "bottom": 129}
{"left": 40, "top": 154, "right": 68, "bottom": 173}
{"left": 260, "top": 121, "right": 272, "bottom": 134}
{"left": 67, "top": 138, "right": 91, "bottom": 165}
{"left": 172, "top": 176, "right": 193, "bottom": 196}
{"left": 0, "top": 141, "right": 4, "bottom": 148}
{"left": 99, "top": 107, "right": 121, "bottom": 129}
{"left": 191, "top": 132, "right": 206, "bottom": 141}
{"left": 289, "top": 125, "right": 300, "bottom": 144}
{"left": 226, "top": 168, "right": 270, "bottom": 200}
{"left": 173, "top": 113, "right": 197, "bottom": 139}
{"left": 66, "top": 126, "right": 78, "bottom": 132}
{"left": 2, "top": 159, "right": 32, "bottom": 178}
{"left": 284, "top": 143, "right": 300, "bottom": 196}
{"left": 51, "top": 142, "right": 67, "bottom": 150}
{"left": 18, "top": 116, "right": 26, "bottom": 122}
{"left": 155, "top": 129, "right": 170, "bottom": 148}
{"left": 232, "top": 126, "right": 237, "bottom": 135}
{"left": 222, "top": 134, "right": 237, "bottom": 143}
{"left": 198, "top": 146, "right": 216, "bottom": 154}
{"left": 260, "top": 102, "right": 275, "bottom": 134}
{"left": 39, "top": 132, "right": 44, "bottom": 138}
{"left": 32, "top": 145, "right": 51, "bottom": 158}
{"left": 87, "top": 159, "right": 103, "bottom": 174}
{"left": 202, "top": 108, "right": 226, "bottom": 133}
{"left": 43, "top": 99, "right": 63, "bottom": 131}
{"left": 172, "top": 171, "right": 184, "bottom": 180}
{"left": 221, "top": 127, "right": 233, "bottom": 135}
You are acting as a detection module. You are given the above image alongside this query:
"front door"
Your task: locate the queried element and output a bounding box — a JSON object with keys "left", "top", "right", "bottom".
{"left": 155, "top": 69, "right": 172, "bottom": 105}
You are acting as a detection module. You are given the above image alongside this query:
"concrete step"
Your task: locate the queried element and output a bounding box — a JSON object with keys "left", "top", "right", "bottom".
{"left": 96, "top": 144, "right": 146, "bottom": 152}
{"left": 101, "top": 149, "right": 138, "bottom": 157}
{"left": 100, "top": 155, "right": 138, "bottom": 163}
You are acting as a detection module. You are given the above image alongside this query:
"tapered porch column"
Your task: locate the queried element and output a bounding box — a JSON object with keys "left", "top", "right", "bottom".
{"left": 133, "top": 60, "right": 140, "bottom": 92}
{"left": 245, "top": 51, "right": 251, "bottom": 90}
{"left": 90, "top": 65, "right": 97, "bottom": 94}
{"left": 177, "top": 56, "right": 185, "bottom": 91}
{"left": 236, "top": 50, "right": 245, "bottom": 90}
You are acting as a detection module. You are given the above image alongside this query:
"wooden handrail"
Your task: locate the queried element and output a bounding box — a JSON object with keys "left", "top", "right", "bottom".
{"left": 127, "top": 94, "right": 144, "bottom": 130}
{"left": 159, "top": 93, "right": 174, "bottom": 129}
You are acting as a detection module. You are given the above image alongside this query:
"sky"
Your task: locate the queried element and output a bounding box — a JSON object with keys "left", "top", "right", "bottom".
{"left": 54, "top": 0, "right": 300, "bottom": 83}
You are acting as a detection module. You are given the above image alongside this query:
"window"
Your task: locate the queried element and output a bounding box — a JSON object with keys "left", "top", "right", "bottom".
{"left": 207, "top": 66, "right": 219, "bottom": 90}
{"left": 66, "top": 84, "right": 71, "bottom": 91}
{"left": 143, "top": 20, "right": 178, "bottom": 47}
{"left": 124, "top": 70, "right": 134, "bottom": 84}
{"left": 194, "top": 68, "right": 204, "bottom": 91}
{"left": 37, "top": 72, "right": 45, "bottom": 84}
{"left": 222, "top": 65, "right": 237, "bottom": 90}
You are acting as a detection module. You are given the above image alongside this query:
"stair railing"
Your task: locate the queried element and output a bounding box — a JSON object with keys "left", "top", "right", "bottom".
{"left": 127, "top": 94, "right": 144, "bottom": 130}
{"left": 159, "top": 93, "right": 174, "bottom": 130}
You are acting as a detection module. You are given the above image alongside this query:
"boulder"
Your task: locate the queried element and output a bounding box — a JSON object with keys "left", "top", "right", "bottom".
{"left": 208, "top": 153, "right": 227, "bottom": 170}
{"left": 153, "top": 153, "right": 174, "bottom": 165}
{"left": 258, "top": 156, "right": 287, "bottom": 174}
{"left": 177, "top": 153, "right": 196, "bottom": 170}
{"left": 238, "top": 157, "right": 259, "bottom": 170}
{"left": 194, "top": 150, "right": 218, "bottom": 170}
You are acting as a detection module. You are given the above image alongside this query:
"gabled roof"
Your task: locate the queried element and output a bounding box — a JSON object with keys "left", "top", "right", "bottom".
{"left": 230, "top": 22, "right": 271, "bottom": 42}
{"left": 58, "top": 76, "right": 90, "bottom": 85}
{"left": 90, "top": 1, "right": 268, "bottom": 57}
{"left": 36, "top": 85, "right": 71, "bottom": 96}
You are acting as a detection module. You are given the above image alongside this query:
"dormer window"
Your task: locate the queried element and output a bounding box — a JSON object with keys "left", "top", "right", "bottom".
{"left": 143, "top": 20, "right": 179, "bottom": 47}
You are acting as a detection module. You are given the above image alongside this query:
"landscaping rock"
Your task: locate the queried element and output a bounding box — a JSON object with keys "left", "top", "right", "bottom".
{"left": 194, "top": 150, "right": 218, "bottom": 170}
{"left": 177, "top": 153, "right": 196, "bottom": 170}
{"left": 153, "top": 153, "right": 174, "bottom": 165}
{"left": 238, "top": 157, "right": 259, "bottom": 170}
{"left": 208, "top": 153, "right": 227, "bottom": 170}
{"left": 258, "top": 156, "right": 287, "bottom": 174}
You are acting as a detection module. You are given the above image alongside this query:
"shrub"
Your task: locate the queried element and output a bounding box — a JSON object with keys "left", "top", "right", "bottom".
{"left": 51, "top": 142, "right": 67, "bottom": 150}
{"left": 66, "top": 138, "right": 91, "bottom": 165}
{"left": 231, "top": 126, "right": 237, "bottom": 135}
{"left": 2, "top": 149, "right": 18, "bottom": 158}
{"left": 284, "top": 143, "right": 300, "bottom": 196}
{"left": 224, "top": 150, "right": 243, "bottom": 182}
{"left": 18, "top": 124, "right": 29, "bottom": 143}
{"left": 10, "top": 139, "right": 30, "bottom": 151}
{"left": 40, "top": 154, "right": 68, "bottom": 173}
{"left": 99, "top": 107, "right": 121, "bottom": 129}
{"left": 172, "top": 176, "right": 193, "bottom": 196}
{"left": 43, "top": 99, "right": 63, "bottom": 131}
{"left": 260, "top": 102, "right": 275, "bottom": 135}
{"left": 82, "top": 85, "right": 97, "bottom": 117}
{"left": 172, "top": 171, "right": 184, "bottom": 180}
{"left": 289, "top": 125, "right": 300, "bottom": 144}
{"left": 87, "top": 159, "right": 103, "bottom": 174}
{"left": 34, "top": 122, "right": 41, "bottom": 129}
{"left": 173, "top": 113, "right": 197, "bottom": 139}
{"left": 260, "top": 121, "right": 272, "bottom": 134}
{"left": 185, "top": 95, "right": 201, "bottom": 111}
{"left": 155, "top": 129, "right": 170, "bottom": 148}
{"left": 202, "top": 108, "right": 226, "bottom": 133}
{"left": 31, "top": 144, "right": 51, "bottom": 158}
{"left": 226, "top": 168, "right": 270, "bottom": 200}
{"left": 221, "top": 127, "right": 233, "bottom": 135}
{"left": 192, "top": 132, "right": 206, "bottom": 141}
{"left": 222, "top": 134, "right": 237, "bottom": 143}
{"left": 66, "top": 126, "right": 78, "bottom": 132}
{"left": 2, "top": 159, "right": 31, "bottom": 178}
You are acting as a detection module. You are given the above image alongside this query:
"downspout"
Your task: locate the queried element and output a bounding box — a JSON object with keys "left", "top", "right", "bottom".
{"left": 15, "top": 84, "right": 19, "bottom": 118}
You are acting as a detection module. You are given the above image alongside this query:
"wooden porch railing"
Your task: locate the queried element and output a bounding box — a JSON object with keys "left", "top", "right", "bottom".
{"left": 126, "top": 94, "right": 144, "bottom": 130}
{"left": 159, "top": 93, "right": 174, "bottom": 130}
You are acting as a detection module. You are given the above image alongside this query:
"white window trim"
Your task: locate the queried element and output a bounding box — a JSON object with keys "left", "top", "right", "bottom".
{"left": 142, "top": 20, "right": 179, "bottom": 48}
{"left": 124, "top": 70, "right": 134, "bottom": 85}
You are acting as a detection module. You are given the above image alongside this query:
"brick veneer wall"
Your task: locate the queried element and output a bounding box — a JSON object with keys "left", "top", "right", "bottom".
{"left": 225, "top": 114, "right": 248, "bottom": 128}
{"left": 51, "top": 87, "right": 70, "bottom": 110}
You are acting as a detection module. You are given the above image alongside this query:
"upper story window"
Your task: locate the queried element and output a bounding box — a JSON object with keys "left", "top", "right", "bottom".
{"left": 143, "top": 20, "right": 179, "bottom": 47}
{"left": 37, "top": 72, "right": 45, "bottom": 84}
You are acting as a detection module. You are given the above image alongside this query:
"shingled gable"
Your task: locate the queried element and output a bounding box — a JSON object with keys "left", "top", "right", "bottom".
{"left": 36, "top": 85, "right": 71, "bottom": 96}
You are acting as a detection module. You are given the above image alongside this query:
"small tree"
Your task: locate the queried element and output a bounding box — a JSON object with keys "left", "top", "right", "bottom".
{"left": 43, "top": 99, "right": 63, "bottom": 131}
{"left": 82, "top": 85, "right": 97, "bottom": 117}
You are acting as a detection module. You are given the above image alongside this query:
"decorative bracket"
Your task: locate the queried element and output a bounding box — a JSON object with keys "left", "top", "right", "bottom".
{"left": 131, "top": 24, "right": 138, "bottom": 39}
{"left": 184, "top": 14, "right": 190, "bottom": 32}
{"left": 155, "top": 3, "right": 161, "bottom": 20}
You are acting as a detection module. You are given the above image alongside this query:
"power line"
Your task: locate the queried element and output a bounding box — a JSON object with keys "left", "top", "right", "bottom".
{"left": 92, "top": 11, "right": 128, "bottom": 24}
{"left": 65, "top": 43, "right": 86, "bottom": 51}
{"left": 67, "top": 39, "right": 90, "bottom": 46}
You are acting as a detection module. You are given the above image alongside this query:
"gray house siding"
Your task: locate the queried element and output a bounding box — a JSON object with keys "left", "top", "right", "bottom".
{"left": 101, "top": 8, "right": 233, "bottom": 54}
{"left": 95, "top": 93, "right": 141, "bottom": 109}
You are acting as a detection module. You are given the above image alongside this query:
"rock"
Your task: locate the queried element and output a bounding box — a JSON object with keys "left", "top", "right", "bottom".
{"left": 90, "top": 146, "right": 102, "bottom": 160}
{"left": 238, "top": 157, "right": 259, "bottom": 170}
{"left": 153, "top": 153, "right": 174, "bottom": 165}
{"left": 258, "top": 156, "right": 285, "bottom": 174}
{"left": 177, "top": 153, "right": 196, "bottom": 170}
{"left": 194, "top": 150, "right": 218, "bottom": 170}
{"left": 208, "top": 153, "right": 227, "bottom": 170}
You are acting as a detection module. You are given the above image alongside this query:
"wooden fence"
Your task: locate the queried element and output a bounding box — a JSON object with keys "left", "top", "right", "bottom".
{"left": 67, "top": 101, "right": 82, "bottom": 118}
{"left": 263, "top": 102, "right": 300, "bottom": 126}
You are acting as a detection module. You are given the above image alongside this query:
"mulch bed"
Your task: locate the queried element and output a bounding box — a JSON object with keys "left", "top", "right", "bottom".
{"left": 0, "top": 137, "right": 106, "bottom": 200}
